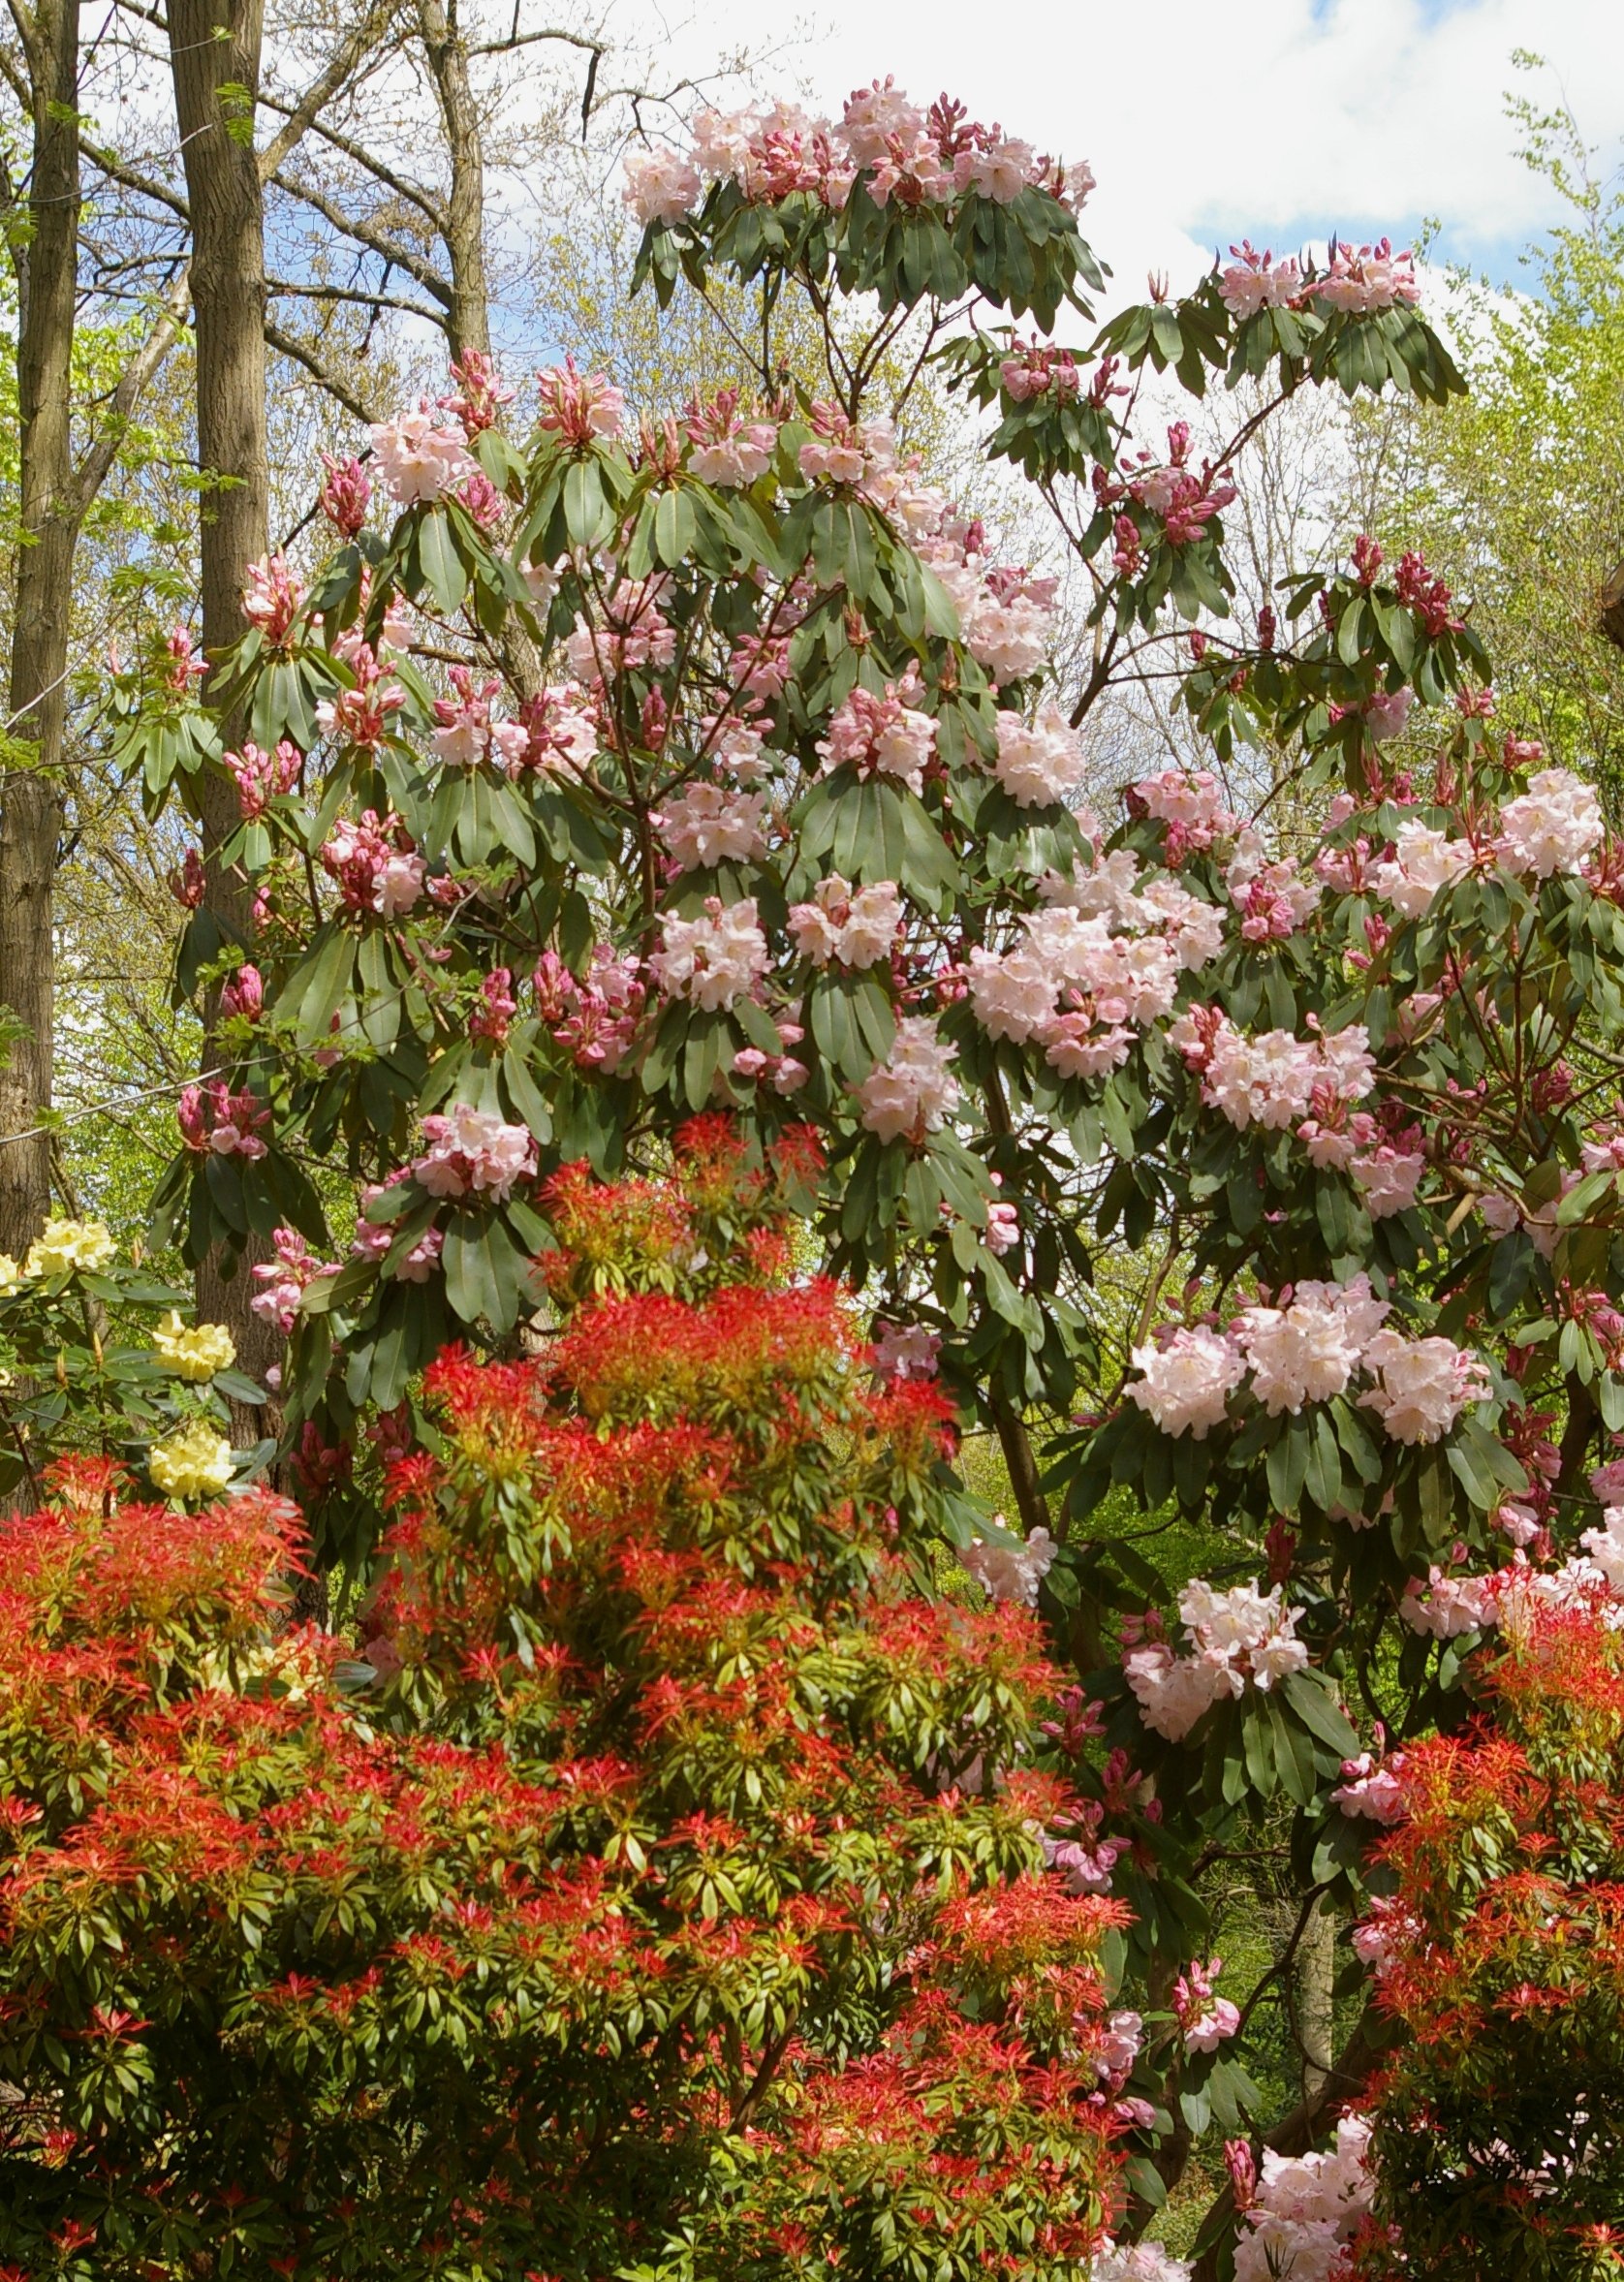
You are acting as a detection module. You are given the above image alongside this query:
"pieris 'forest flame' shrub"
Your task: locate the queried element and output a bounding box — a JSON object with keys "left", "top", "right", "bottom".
{"left": 0, "top": 1127, "right": 1132, "bottom": 2280}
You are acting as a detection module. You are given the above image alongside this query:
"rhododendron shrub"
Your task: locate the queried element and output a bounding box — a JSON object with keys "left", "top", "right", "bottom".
{"left": 1348, "top": 1589, "right": 1624, "bottom": 2277}
{"left": 0, "top": 1136, "right": 1132, "bottom": 2278}
{"left": 101, "top": 64, "right": 1624, "bottom": 2261}
{"left": 113, "top": 81, "right": 1467, "bottom": 1586}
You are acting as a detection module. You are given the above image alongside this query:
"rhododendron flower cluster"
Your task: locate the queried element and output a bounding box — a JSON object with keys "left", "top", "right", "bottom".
{"left": 321, "top": 808, "right": 425, "bottom": 918}
{"left": 146, "top": 1418, "right": 236, "bottom": 1500}
{"left": 177, "top": 1079, "right": 270, "bottom": 1160}
{"left": 1126, "top": 1279, "right": 1488, "bottom": 1455}
{"left": 650, "top": 897, "right": 771, "bottom": 1010}
{"left": 1172, "top": 1954, "right": 1241, "bottom": 2052}
{"left": 1332, "top": 1746, "right": 1409, "bottom": 1824}
{"left": 631, "top": 80, "right": 1095, "bottom": 225}
{"left": 227, "top": 736, "right": 301, "bottom": 818}
{"left": 1232, "top": 2116, "right": 1376, "bottom": 2281}
{"left": 250, "top": 1226, "right": 334, "bottom": 1332}
{"left": 815, "top": 672, "right": 937, "bottom": 793}
{"left": 367, "top": 399, "right": 475, "bottom": 503}
{"left": 993, "top": 703, "right": 1086, "bottom": 808}
{"left": 787, "top": 874, "right": 902, "bottom": 968}
{"left": 1126, "top": 1580, "right": 1308, "bottom": 1740}
{"left": 1171, "top": 1009, "right": 1374, "bottom": 1135}
{"left": 20, "top": 1215, "right": 117, "bottom": 1279}
{"left": 536, "top": 354, "right": 625, "bottom": 444}
{"left": 151, "top": 1312, "right": 235, "bottom": 1382}
{"left": 240, "top": 551, "right": 306, "bottom": 646}
{"left": 852, "top": 1015, "right": 961, "bottom": 1141}
{"left": 411, "top": 1105, "right": 537, "bottom": 1202}
{"left": 1494, "top": 765, "right": 1606, "bottom": 878}
{"left": 1125, "top": 1325, "right": 1246, "bottom": 1441}
{"left": 961, "top": 1522, "right": 1058, "bottom": 1607}
{"left": 652, "top": 781, "right": 772, "bottom": 870}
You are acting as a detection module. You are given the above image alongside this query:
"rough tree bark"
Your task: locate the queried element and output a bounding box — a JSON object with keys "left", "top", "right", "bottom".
{"left": 418, "top": 0, "right": 490, "bottom": 361}
{"left": 167, "top": 0, "right": 279, "bottom": 1407}
{"left": 0, "top": 0, "right": 82, "bottom": 1258}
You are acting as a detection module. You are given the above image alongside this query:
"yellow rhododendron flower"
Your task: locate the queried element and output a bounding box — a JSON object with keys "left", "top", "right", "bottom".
{"left": 148, "top": 1421, "right": 234, "bottom": 1503}
{"left": 151, "top": 1311, "right": 236, "bottom": 1382}
{"left": 23, "top": 1217, "right": 117, "bottom": 1279}
{"left": 0, "top": 1254, "right": 21, "bottom": 1296}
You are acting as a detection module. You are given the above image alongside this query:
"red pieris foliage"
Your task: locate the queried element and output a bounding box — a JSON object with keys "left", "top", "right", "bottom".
{"left": 1355, "top": 1588, "right": 1624, "bottom": 2279}
{"left": 0, "top": 1135, "right": 1130, "bottom": 2280}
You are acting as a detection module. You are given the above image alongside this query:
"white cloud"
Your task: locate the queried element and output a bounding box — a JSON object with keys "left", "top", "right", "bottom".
{"left": 630, "top": 0, "right": 1624, "bottom": 297}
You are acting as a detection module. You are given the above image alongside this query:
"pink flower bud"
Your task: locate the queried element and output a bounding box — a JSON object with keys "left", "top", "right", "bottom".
{"left": 221, "top": 964, "right": 264, "bottom": 1021}
{"left": 319, "top": 453, "right": 372, "bottom": 539}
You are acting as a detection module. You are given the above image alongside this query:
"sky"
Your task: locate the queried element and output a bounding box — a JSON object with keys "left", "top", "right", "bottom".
{"left": 639, "top": 0, "right": 1624, "bottom": 304}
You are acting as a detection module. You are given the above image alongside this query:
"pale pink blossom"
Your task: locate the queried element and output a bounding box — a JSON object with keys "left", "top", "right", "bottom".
{"left": 967, "top": 946, "right": 1059, "bottom": 1043}
{"left": 1399, "top": 1566, "right": 1496, "bottom": 1638}
{"left": 851, "top": 1015, "right": 961, "bottom": 1142}
{"left": 413, "top": 1104, "right": 537, "bottom": 1202}
{"left": 1354, "top": 1146, "right": 1425, "bottom": 1218}
{"left": 1217, "top": 241, "right": 1301, "bottom": 320}
{"left": 650, "top": 897, "right": 770, "bottom": 1012}
{"left": 1174, "top": 1956, "right": 1240, "bottom": 2053}
{"left": 873, "top": 1320, "right": 941, "bottom": 1381}
{"left": 1372, "top": 821, "right": 1472, "bottom": 918}
{"left": 1313, "top": 237, "right": 1420, "bottom": 314}
{"left": 685, "top": 387, "right": 778, "bottom": 485}
{"left": 1496, "top": 766, "right": 1605, "bottom": 879}
{"left": 250, "top": 1226, "right": 333, "bottom": 1333}
{"left": 1332, "top": 1749, "right": 1408, "bottom": 1824}
{"left": 368, "top": 401, "right": 474, "bottom": 504}
{"left": 992, "top": 703, "right": 1085, "bottom": 809}
{"left": 1362, "top": 1330, "right": 1489, "bottom": 1445}
{"left": 962, "top": 1522, "right": 1057, "bottom": 1607}
{"left": 1124, "top": 1642, "right": 1234, "bottom": 1740}
{"left": 1126, "top": 1326, "right": 1244, "bottom": 1439}
{"left": 1234, "top": 1290, "right": 1366, "bottom": 1414}
{"left": 623, "top": 143, "right": 703, "bottom": 224}
{"left": 537, "top": 358, "right": 625, "bottom": 446}
{"left": 815, "top": 673, "right": 936, "bottom": 794}
{"left": 787, "top": 875, "right": 901, "bottom": 968}
{"left": 652, "top": 783, "right": 770, "bottom": 871}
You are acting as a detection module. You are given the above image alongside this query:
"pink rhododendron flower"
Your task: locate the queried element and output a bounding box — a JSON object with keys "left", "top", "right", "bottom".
{"left": 1173, "top": 1956, "right": 1240, "bottom": 2052}
{"left": 815, "top": 673, "right": 937, "bottom": 793}
{"left": 1125, "top": 1326, "right": 1245, "bottom": 1440}
{"left": 536, "top": 357, "right": 625, "bottom": 446}
{"left": 651, "top": 783, "right": 771, "bottom": 871}
{"left": 851, "top": 1015, "right": 960, "bottom": 1142}
{"left": 961, "top": 1522, "right": 1056, "bottom": 1607}
{"left": 992, "top": 704, "right": 1084, "bottom": 809}
{"left": 368, "top": 401, "right": 474, "bottom": 503}
{"left": 872, "top": 1320, "right": 941, "bottom": 1382}
{"left": 650, "top": 897, "right": 769, "bottom": 1012}
{"left": 1362, "top": 1330, "right": 1490, "bottom": 1445}
{"left": 787, "top": 875, "right": 902, "bottom": 969}
{"left": 1313, "top": 237, "right": 1419, "bottom": 313}
{"left": 321, "top": 810, "right": 424, "bottom": 918}
{"left": 413, "top": 1105, "right": 537, "bottom": 1202}
{"left": 622, "top": 142, "right": 703, "bottom": 224}
{"left": 240, "top": 553, "right": 306, "bottom": 646}
{"left": 1496, "top": 766, "right": 1605, "bottom": 879}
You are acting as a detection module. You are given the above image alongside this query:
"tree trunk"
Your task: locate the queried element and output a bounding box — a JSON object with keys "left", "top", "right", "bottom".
{"left": 989, "top": 1382, "right": 1052, "bottom": 1540}
{"left": 418, "top": 0, "right": 490, "bottom": 360}
{"left": 1296, "top": 1892, "right": 1336, "bottom": 2105}
{"left": 0, "top": 0, "right": 81, "bottom": 1260}
{"left": 168, "top": 0, "right": 279, "bottom": 1409}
